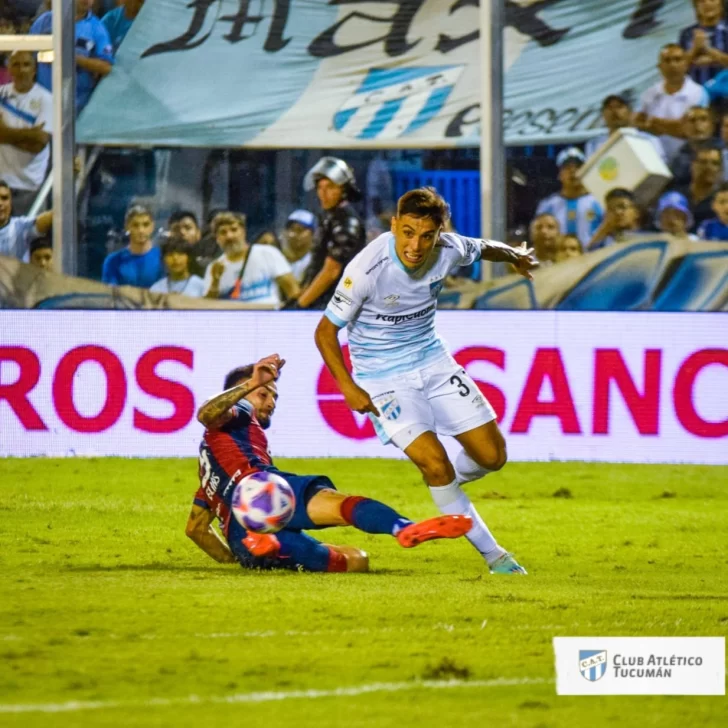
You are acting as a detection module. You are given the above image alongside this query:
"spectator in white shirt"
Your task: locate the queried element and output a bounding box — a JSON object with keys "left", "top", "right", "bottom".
{"left": 585, "top": 94, "right": 666, "bottom": 162}
{"left": 203, "top": 211, "right": 299, "bottom": 307}
{"left": 0, "top": 180, "right": 53, "bottom": 259}
{"left": 150, "top": 236, "right": 205, "bottom": 297}
{"left": 0, "top": 51, "right": 52, "bottom": 215}
{"left": 636, "top": 43, "right": 710, "bottom": 162}
{"left": 282, "top": 209, "right": 315, "bottom": 283}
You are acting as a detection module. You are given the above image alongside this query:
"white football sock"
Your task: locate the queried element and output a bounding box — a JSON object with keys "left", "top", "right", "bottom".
{"left": 429, "top": 479, "right": 505, "bottom": 564}
{"left": 454, "top": 449, "right": 491, "bottom": 485}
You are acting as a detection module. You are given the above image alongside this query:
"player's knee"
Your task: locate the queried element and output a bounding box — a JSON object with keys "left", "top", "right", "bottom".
{"left": 418, "top": 455, "right": 455, "bottom": 485}
{"left": 470, "top": 442, "right": 508, "bottom": 472}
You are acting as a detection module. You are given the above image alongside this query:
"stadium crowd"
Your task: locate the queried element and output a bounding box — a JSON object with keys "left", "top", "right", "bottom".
{"left": 2, "top": 0, "right": 728, "bottom": 307}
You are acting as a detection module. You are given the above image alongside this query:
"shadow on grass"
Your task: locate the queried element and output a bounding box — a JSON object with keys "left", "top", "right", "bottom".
{"left": 62, "top": 563, "right": 414, "bottom": 576}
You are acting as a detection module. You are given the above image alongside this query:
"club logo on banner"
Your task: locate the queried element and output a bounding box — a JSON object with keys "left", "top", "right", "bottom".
{"left": 333, "top": 66, "right": 464, "bottom": 141}
{"left": 579, "top": 650, "right": 608, "bottom": 682}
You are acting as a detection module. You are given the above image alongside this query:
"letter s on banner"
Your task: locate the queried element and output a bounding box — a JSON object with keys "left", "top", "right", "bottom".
{"left": 52, "top": 346, "right": 127, "bottom": 433}
{"left": 133, "top": 346, "right": 195, "bottom": 433}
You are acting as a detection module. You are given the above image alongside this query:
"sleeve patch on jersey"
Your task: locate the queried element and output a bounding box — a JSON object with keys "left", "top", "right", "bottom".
{"left": 332, "top": 291, "right": 353, "bottom": 307}
{"left": 342, "top": 276, "right": 353, "bottom": 289}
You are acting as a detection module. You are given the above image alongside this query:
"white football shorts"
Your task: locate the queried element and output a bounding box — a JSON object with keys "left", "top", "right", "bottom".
{"left": 357, "top": 355, "right": 497, "bottom": 451}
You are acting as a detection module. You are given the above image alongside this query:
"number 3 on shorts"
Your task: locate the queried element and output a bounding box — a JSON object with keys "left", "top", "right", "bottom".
{"left": 450, "top": 373, "right": 470, "bottom": 397}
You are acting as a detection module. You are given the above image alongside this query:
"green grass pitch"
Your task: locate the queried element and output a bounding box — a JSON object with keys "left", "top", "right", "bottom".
{"left": 1, "top": 458, "right": 726, "bottom": 727}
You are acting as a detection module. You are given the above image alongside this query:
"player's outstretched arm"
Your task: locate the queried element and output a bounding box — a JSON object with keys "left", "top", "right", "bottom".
{"left": 197, "top": 354, "right": 285, "bottom": 428}
{"left": 480, "top": 240, "right": 539, "bottom": 280}
{"left": 314, "top": 317, "right": 379, "bottom": 416}
{"left": 185, "top": 504, "right": 237, "bottom": 564}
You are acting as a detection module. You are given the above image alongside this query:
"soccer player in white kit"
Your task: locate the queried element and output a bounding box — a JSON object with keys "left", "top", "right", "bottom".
{"left": 315, "top": 187, "right": 538, "bottom": 574}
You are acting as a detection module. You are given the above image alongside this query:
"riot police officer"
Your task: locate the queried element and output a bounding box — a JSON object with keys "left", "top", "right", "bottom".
{"left": 294, "top": 157, "right": 366, "bottom": 309}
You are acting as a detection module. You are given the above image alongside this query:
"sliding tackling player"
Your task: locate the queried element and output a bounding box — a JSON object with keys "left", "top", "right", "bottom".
{"left": 185, "top": 355, "right": 471, "bottom": 573}
{"left": 315, "top": 187, "right": 538, "bottom": 574}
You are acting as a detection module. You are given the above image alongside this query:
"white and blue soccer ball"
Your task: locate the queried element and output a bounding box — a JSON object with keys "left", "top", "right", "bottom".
{"left": 231, "top": 471, "right": 295, "bottom": 534}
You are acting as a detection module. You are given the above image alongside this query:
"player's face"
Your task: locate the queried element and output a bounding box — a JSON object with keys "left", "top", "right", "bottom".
{"left": 126, "top": 214, "right": 154, "bottom": 248}
{"left": 170, "top": 216, "right": 200, "bottom": 244}
{"left": 245, "top": 384, "right": 278, "bottom": 429}
{"left": 0, "top": 186, "right": 11, "bottom": 225}
{"left": 316, "top": 178, "right": 344, "bottom": 211}
{"left": 8, "top": 52, "right": 35, "bottom": 93}
{"left": 30, "top": 248, "right": 53, "bottom": 271}
{"left": 391, "top": 214, "right": 441, "bottom": 269}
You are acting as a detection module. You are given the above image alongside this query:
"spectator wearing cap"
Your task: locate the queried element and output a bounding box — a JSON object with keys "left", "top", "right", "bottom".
{"left": 696, "top": 181, "right": 728, "bottom": 239}
{"left": 654, "top": 191, "right": 697, "bottom": 241}
{"left": 670, "top": 106, "right": 718, "bottom": 185}
{"left": 585, "top": 94, "right": 666, "bottom": 162}
{"left": 0, "top": 51, "right": 53, "bottom": 215}
{"left": 0, "top": 180, "right": 53, "bottom": 260}
{"left": 672, "top": 140, "right": 724, "bottom": 229}
{"left": 102, "top": 0, "right": 144, "bottom": 54}
{"left": 679, "top": 0, "right": 728, "bottom": 86}
{"left": 150, "top": 236, "right": 205, "bottom": 296}
{"left": 587, "top": 188, "right": 643, "bottom": 250}
{"left": 101, "top": 204, "right": 164, "bottom": 287}
{"left": 636, "top": 44, "right": 709, "bottom": 162}
{"left": 28, "top": 237, "right": 53, "bottom": 271}
{"left": 30, "top": 0, "right": 114, "bottom": 113}
{"left": 283, "top": 209, "right": 315, "bottom": 283}
{"left": 534, "top": 148, "right": 603, "bottom": 249}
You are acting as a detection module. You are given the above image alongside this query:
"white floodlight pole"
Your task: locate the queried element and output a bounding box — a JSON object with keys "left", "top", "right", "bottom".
{"left": 479, "top": 0, "right": 506, "bottom": 278}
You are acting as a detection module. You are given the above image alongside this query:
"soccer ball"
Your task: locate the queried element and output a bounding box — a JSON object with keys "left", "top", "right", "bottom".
{"left": 231, "top": 471, "right": 296, "bottom": 534}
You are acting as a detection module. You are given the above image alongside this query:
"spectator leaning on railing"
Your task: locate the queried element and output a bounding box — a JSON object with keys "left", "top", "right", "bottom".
{"left": 31, "top": 0, "right": 113, "bottom": 114}
{"left": 585, "top": 94, "right": 666, "bottom": 161}
{"left": 679, "top": 0, "right": 728, "bottom": 86}
{"left": 0, "top": 180, "right": 52, "bottom": 259}
{"left": 534, "top": 148, "right": 603, "bottom": 250}
{"left": 587, "top": 188, "right": 643, "bottom": 251}
{"left": 101, "top": 204, "right": 164, "bottom": 287}
{"left": 696, "top": 180, "right": 728, "bottom": 239}
{"left": 0, "top": 51, "right": 52, "bottom": 216}
{"left": 636, "top": 43, "right": 710, "bottom": 162}
{"left": 529, "top": 213, "right": 561, "bottom": 266}
{"left": 150, "top": 235, "right": 205, "bottom": 297}
{"left": 203, "top": 211, "right": 299, "bottom": 307}
{"left": 102, "top": 0, "right": 144, "bottom": 54}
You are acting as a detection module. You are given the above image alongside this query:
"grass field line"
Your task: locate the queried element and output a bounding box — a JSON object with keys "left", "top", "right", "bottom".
{"left": 0, "top": 677, "right": 551, "bottom": 714}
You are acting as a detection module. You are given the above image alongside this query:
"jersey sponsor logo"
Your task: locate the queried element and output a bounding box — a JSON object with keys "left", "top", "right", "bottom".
{"left": 383, "top": 294, "right": 400, "bottom": 306}
{"left": 332, "top": 291, "right": 353, "bottom": 307}
{"left": 365, "top": 258, "right": 387, "bottom": 275}
{"left": 343, "top": 276, "right": 353, "bottom": 289}
{"left": 375, "top": 303, "right": 435, "bottom": 324}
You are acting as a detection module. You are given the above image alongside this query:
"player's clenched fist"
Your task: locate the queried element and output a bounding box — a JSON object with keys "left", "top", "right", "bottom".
{"left": 343, "top": 383, "right": 380, "bottom": 417}
{"left": 251, "top": 354, "right": 286, "bottom": 388}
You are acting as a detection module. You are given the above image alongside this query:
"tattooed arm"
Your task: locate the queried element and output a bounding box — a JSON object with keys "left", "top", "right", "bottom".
{"left": 196, "top": 354, "right": 285, "bottom": 429}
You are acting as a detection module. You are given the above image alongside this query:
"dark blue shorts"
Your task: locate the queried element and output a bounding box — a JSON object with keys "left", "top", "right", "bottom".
{"left": 271, "top": 470, "right": 337, "bottom": 531}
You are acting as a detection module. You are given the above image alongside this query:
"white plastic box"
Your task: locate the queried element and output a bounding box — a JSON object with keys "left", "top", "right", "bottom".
{"left": 579, "top": 128, "right": 673, "bottom": 207}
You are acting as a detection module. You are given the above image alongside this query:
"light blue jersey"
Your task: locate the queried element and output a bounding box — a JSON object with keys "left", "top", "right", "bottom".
{"left": 535, "top": 193, "right": 603, "bottom": 248}
{"left": 0, "top": 216, "right": 38, "bottom": 259}
{"left": 325, "top": 231, "right": 481, "bottom": 379}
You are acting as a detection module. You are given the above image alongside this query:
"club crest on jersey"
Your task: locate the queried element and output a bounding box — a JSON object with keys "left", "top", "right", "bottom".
{"left": 343, "top": 277, "right": 353, "bottom": 289}
{"left": 384, "top": 294, "right": 400, "bottom": 306}
{"left": 379, "top": 396, "right": 401, "bottom": 422}
{"left": 579, "top": 650, "right": 607, "bottom": 682}
{"left": 429, "top": 278, "right": 444, "bottom": 298}
{"left": 332, "top": 65, "right": 464, "bottom": 141}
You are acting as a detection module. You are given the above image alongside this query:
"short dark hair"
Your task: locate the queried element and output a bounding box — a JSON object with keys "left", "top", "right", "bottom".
{"left": 0, "top": 179, "right": 10, "bottom": 193}
{"left": 660, "top": 42, "right": 684, "bottom": 54}
{"left": 396, "top": 187, "right": 451, "bottom": 228}
{"left": 715, "top": 182, "right": 728, "bottom": 195}
{"left": 602, "top": 94, "right": 630, "bottom": 110}
{"left": 125, "top": 204, "right": 154, "bottom": 226}
{"left": 694, "top": 139, "right": 723, "bottom": 154}
{"left": 160, "top": 235, "right": 191, "bottom": 257}
{"left": 168, "top": 210, "right": 199, "bottom": 227}
{"left": 29, "top": 237, "right": 51, "bottom": 255}
{"left": 605, "top": 188, "right": 635, "bottom": 203}
{"left": 223, "top": 364, "right": 255, "bottom": 390}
